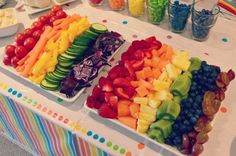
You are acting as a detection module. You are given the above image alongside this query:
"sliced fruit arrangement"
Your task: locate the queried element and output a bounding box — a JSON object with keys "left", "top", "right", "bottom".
{"left": 3, "top": 5, "right": 67, "bottom": 67}
{"left": 86, "top": 36, "right": 235, "bottom": 155}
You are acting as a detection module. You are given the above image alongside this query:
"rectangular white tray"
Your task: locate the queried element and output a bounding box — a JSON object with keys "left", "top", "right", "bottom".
{"left": 84, "top": 102, "right": 184, "bottom": 156}
{"left": 0, "top": 43, "right": 125, "bottom": 104}
{"left": 24, "top": 0, "right": 76, "bottom": 15}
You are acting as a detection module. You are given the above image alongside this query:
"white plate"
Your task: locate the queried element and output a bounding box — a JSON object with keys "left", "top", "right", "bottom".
{"left": 84, "top": 102, "right": 184, "bottom": 156}
{"left": 0, "top": 42, "right": 125, "bottom": 104}
{"left": 24, "top": 0, "right": 76, "bottom": 15}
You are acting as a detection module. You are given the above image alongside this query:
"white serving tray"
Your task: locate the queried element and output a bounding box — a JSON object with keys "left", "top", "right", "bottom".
{"left": 23, "top": 0, "right": 76, "bottom": 15}
{"left": 84, "top": 102, "right": 184, "bottom": 156}
{"left": 0, "top": 42, "right": 125, "bottom": 104}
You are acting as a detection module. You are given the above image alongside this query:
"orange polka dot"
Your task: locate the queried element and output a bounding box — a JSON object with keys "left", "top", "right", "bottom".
{"left": 220, "top": 106, "right": 227, "bottom": 113}
{"left": 126, "top": 152, "right": 132, "bottom": 156}
{"left": 138, "top": 143, "right": 145, "bottom": 150}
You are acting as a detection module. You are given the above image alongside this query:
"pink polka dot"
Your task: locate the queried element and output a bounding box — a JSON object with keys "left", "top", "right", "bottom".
{"left": 204, "top": 52, "right": 209, "bottom": 56}
{"left": 64, "top": 119, "right": 69, "bottom": 124}
{"left": 102, "top": 19, "right": 107, "bottom": 23}
{"left": 167, "top": 35, "right": 172, "bottom": 39}
{"left": 42, "top": 107, "right": 47, "bottom": 112}
{"left": 132, "top": 34, "right": 138, "bottom": 38}
{"left": 58, "top": 115, "right": 63, "bottom": 121}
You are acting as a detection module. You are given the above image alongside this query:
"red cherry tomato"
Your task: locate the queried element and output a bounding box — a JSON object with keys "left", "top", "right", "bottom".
{"left": 5, "top": 45, "right": 16, "bottom": 58}
{"left": 31, "top": 21, "right": 43, "bottom": 31}
{"left": 24, "top": 28, "right": 34, "bottom": 38}
{"left": 15, "top": 46, "right": 28, "bottom": 59}
{"left": 15, "top": 33, "right": 26, "bottom": 46}
{"left": 51, "top": 5, "right": 62, "bottom": 13}
{"left": 23, "top": 37, "right": 36, "bottom": 51}
{"left": 11, "top": 57, "right": 20, "bottom": 68}
{"left": 49, "top": 16, "right": 59, "bottom": 25}
{"left": 56, "top": 10, "right": 67, "bottom": 19}
{"left": 39, "top": 15, "right": 49, "bottom": 24}
{"left": 3, "top": 57, "right": 12, "bottom": 66}
{"left": 32, "top": 30, "right": 43, "bottom": 41}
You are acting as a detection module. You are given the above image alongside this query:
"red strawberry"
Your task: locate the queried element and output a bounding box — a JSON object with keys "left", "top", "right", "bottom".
{"left": 121, "top": 52, "right": 130, "bottom": 61}
{"left": 108, "top": 96, "right": 118, "bottom": 112}
{"left": 115, "top": 88, "right": 130, "bottom": 99}
{"left": 143, "top": 49, "right": 152, "bottom": 58}
{"left": 124, "top": 86, "right": 136, "bottom": 98}
{"left": 98, "top": 104, "right": 117, "bottom": 119}
{"left": 98, "top": 92, "right": 105, "bottom": 103}
{"left": 99, "top": 77, "right": 108, "bottom": 87}
{"left": 132, "top": 60, "right": 144, "bottom": 71}
{"left": 92, "top": 86, "right": 102, "bottom": 98}
{"left": 104, "top": 92, "right": 114, "bottom": 102}
{"left": 102, "top": 83, "right": 113, "bottom": 92}
{"left": 94, "top": 101, "right": 103, "bottom": 109}
{"left": 86, "top": 96, "right": 96, "bottom": 108}
{"left": 124, "top": 61, "right": 135, "bottom": 78}
{"left": 113, "top": 78, "right": 131, "bottom": 87}
{"left": 134, "top": 49, "right": 144, "bottom": 60}
{"left": 118, "top": 60, "right": 124, "bottom": 66}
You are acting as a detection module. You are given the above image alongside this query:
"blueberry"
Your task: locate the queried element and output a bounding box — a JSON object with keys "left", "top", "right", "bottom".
{"left": 190, "top": 117, "right": 197, "bottom": 123}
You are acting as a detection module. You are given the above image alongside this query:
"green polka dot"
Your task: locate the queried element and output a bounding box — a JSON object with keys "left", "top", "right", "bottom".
{"left": 27, "top": 99, "right": 32, "bottom": 103}
{"left": 23, "top": 96, "right": 27, "bottom": 101}
{"left": 57, "top": 98, "right": 63, "bottom": 102}
{"left": 222, "top": 38, "right": 228, "bottom": 42}
{"left": 113, "top": 145, "right": 119, "bottom": 151}
{"left": 32, "top": 101, "right": 37, "bottom": 106}
{"left": 106, "top": 141, "right": 112, "bottom": 147}
{"left": 120, "top": 148, "right": 126, "bottom": 154}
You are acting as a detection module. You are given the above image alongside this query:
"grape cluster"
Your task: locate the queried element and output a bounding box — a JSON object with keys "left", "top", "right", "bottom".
{"left": 165, "top": 61, "right": 220, "bottom": 147}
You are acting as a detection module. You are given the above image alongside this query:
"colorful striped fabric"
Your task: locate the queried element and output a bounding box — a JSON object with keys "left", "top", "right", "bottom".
{"left": 0, "top": 94, "right": 112, "bottom": 156}
{"left": 0, "top": 95, "right": 77, "bottom": 156}
{"left": 218, "top": 0, "right": 236, "bottom": 15}
{"left": 76, "top": 137, "right": 112, "bottom": 156}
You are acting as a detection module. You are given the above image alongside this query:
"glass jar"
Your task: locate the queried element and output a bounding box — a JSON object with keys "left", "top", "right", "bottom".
{"left": 88, "top": 0, "right": 104, "bottom": 7}
{"left": 108, "top": 0, "right": 125, "bottom": 11}
{"left": 168, "top": 0, "right": 193, "bottom": 33}
{"left": 128, "top": 0, "right": 145, "bottom": 17}
{"left": 147, "top": 0, "right": 168, "bottom": 25}
{"left": 192, "top": 4, "right": 220, "bottom": 41}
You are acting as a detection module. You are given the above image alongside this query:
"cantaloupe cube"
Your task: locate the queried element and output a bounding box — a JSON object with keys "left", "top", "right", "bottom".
{"left": 129, "top": 103, "right": 140, "bottom": 119}
{"left": 131, "top": 81, "right": 139, "bottom": 87}
{"left": 152, "top": 68, "right": 161, "bottom": 79}
{"left": 143, "top": 67, "right": 153, "bottom": 78}
{"left": 135, "top": 70, "right": 146, "bottom": 80}
{"left": 118, "top": 117, "right": 137, "bottom": 129}
{"left": 151, "top": 49, "right": 159, "bottom": 57}
{"left": 144, "top": 58, "right": 152, "bottom": 67}
{"left": 118, "top": 102, "right": 130, "bottom": 117}
{"left": 136, "top": 86, "right": 149, "bottom": 97}
{"left": 140, "top": 104, "right": 157, "bottom": 115}
{"left": 152, "top": 56, "right": 161, "bottom": 68}
{"left": 139, "top": 79, "right": 154, "bottom": 90}
{"left": 133, "top": 97, "right": 148, "bottom": 105}
{"left": 139, "top": 112, "right": 156, "bottom": 122}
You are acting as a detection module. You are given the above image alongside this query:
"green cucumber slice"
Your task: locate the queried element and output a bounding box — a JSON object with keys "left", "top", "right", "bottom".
{"left": 83, "top": 30, "right": 99, "bottom": 40}
{"left": 45, "top": 76, "right": 60, "bottom": 85}
{"left": 56, "top": 65, "right": 72, "bottom": 73}
{"left": 74, "top": 35, "right": 92, "bottom": 44}
{"left": 58, "top": 61, "right": 74, "bottom": 67}
{"left": 60, "top": 53, "right": 78, "bottom": 60}
{"left": 51, "top": 71, "right": 67, "bottom": 80}
{"left": 90, "top": 23, "right": 108, "bottom": 34}
{"left": 40, "top": 80, "right": 59, "bottom": 91}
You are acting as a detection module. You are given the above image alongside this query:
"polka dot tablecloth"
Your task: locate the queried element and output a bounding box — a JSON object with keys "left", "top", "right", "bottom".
{"left": 0, "top": 2, "right": 236, "bottom": 156}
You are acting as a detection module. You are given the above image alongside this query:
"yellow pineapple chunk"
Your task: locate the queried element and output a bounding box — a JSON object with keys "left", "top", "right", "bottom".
{"left": 172, "top": 57, "right": 191, "bottom": 71}
{"left": 137, "top": 119, "right": 151, "bottom": 127}
{"left": 148, "top": 97, "right": 161, "bottom": 108}
{"left": 139, "top": 112, "right": 156, "bottom": 122}
{"left": 140, "top": 104, "right": 157, "bottom": 115}
{"left": 137, "top": 124, "right": 149, "bottom": 133}
{"left": 153, "top": 79, "right": 172, "bottom": 91}
{"left": 133, "top": 97, "right": 148, "bottom": 105}
{"left": 165, "top": 63, "right": 177, "bottom": 80}
{"left": 156, "top": 90, "right": 173, "bottom": 101}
